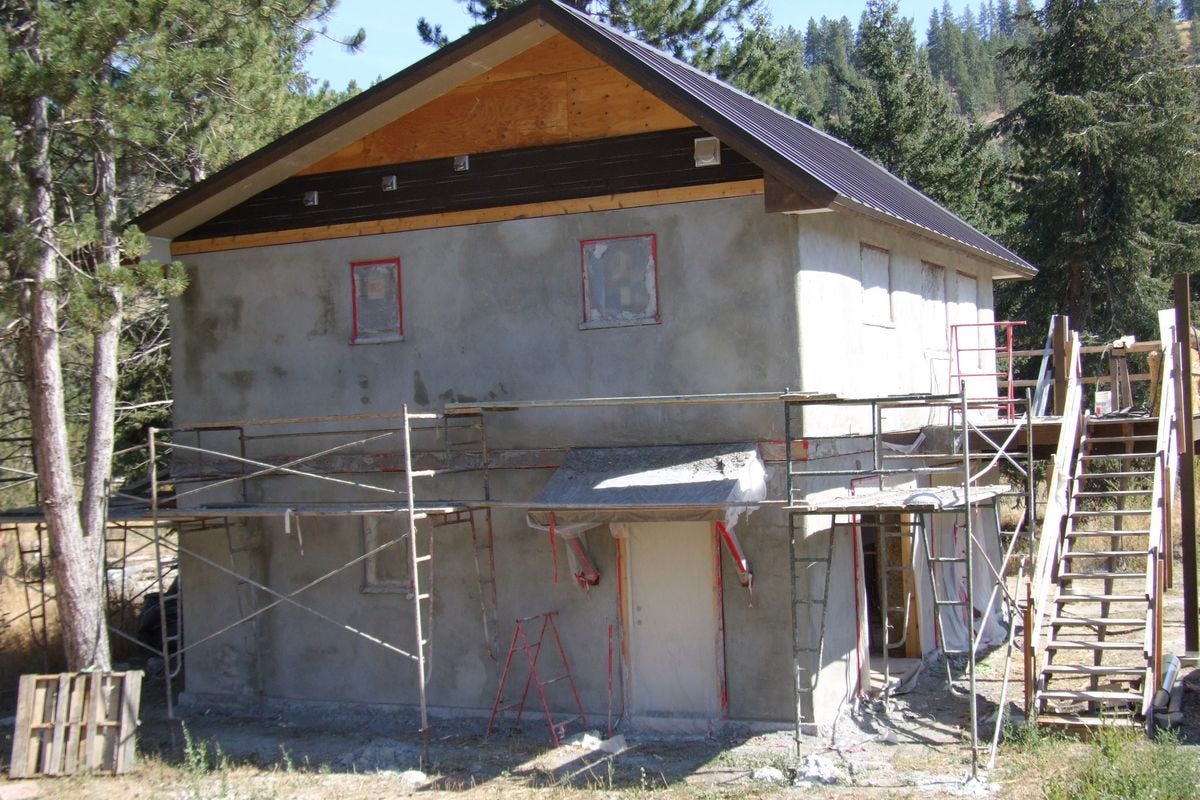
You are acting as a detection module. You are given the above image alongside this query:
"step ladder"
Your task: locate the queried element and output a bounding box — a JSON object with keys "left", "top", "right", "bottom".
{"left": 789, "top": 510, "right": 833, "bottom": 739}
{"left": 1035, "top": 417, "right": 1157, "bottom": 726}
{"left": 485, "top": 611, "right": 586, "bottom": 745}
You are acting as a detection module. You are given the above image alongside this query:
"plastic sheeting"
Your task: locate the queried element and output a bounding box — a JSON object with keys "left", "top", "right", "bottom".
{"left": 525, "top": 442, "right": 767, "bottom": 530}
{"left": 927, "top": 506, "right": 1009, "bottom": 653}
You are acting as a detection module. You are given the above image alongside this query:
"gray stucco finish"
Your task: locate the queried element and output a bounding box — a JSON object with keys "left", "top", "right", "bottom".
{"left": 169, "top": 192, "right": 994, "bottom": 727}
{"left": 173, "top": 196, "right": 800, "bottom": 429}
{"left": 172, "top": 195, "right": 808, "bottom": 724}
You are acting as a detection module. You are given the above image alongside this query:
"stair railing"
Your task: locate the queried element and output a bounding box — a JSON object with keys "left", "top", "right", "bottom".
{"left": 1143, "top": 315, "right": 1181, "bottom": 714}
{"left": 1027, "top": 332, "right": 1083, "bottom": 709}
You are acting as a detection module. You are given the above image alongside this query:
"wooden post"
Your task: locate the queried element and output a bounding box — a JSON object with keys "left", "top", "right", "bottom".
{"left": 1173, "top": 274, "right": 1198, "bottom": 655}
{"left": 1023, "top": 580, "right": 1034, "bottom": 719}
{"left": 1052, "top": 315, "right": 1069, "bottom": 416}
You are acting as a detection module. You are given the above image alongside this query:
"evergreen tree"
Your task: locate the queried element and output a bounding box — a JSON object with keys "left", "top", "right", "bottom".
{"left": 997, "top": 0, "right": 1200, "bottom": 339}
{"left": 716, "top": 13, "right": 813, "bottom": 120}
{"left": 831, "top": 0, "right": 1004, "bottom": 226}
{"left": 0, "top": 0, "right": 355, "bottom": 671}
{"left": 420, "top": 0, "right": 757, "bottom": 68}
{"left": 806, "top": 16, "right": 859, "bottom": 120}
{"left": 997, "top": 0, "right": 1015, "bottom": 36}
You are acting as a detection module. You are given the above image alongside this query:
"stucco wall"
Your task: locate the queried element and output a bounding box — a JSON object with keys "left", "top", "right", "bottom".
{"left": 167, "top": 195, "right": 1005, "bottom": 729}
{"left": 794, "top": 211, "right": 999, "bottom": 436}
{"left": 171, "top": 194, "right": 799, "bottom": 442}
{"left": 171, "top": 194, "right": 810, "bottom": 725}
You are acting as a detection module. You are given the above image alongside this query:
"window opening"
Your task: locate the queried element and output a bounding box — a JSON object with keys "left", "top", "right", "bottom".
{"left": 351, "top": 258, "right": 402, "bottom": 343}
{"left": 580, "top": 234, "right": 660, "bottom": 329}
{"left": 860, "top": 244, "right": 892, "bottom": 324}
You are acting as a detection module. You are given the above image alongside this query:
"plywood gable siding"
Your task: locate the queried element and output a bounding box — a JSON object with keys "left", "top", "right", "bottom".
{"left": 300, "top": 34, "right": 694, "bottom": 176}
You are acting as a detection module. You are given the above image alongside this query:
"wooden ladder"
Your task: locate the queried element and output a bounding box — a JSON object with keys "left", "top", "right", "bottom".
{"left": 1035, "top": 416, "right": 1157, "bottom": 727}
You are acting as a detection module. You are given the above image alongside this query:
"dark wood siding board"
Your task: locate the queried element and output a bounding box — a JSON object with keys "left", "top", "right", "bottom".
{"left": 178, "top": 128, "right": 762, "bottom": 241}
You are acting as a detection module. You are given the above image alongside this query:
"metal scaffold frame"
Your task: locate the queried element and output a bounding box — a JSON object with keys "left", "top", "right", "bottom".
{"left": 2, "top": 385, "right": 1034, "bottom": 760}
{"left": 783, "top": 387, "right": 1036, "bottom": 778}
{"left": 117, "top": 405, "right": 489, "bottom": 733}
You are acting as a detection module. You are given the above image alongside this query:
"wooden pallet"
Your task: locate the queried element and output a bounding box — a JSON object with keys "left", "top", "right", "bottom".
{"left": 9, "top": 671, "right": 142, "bottom": 777}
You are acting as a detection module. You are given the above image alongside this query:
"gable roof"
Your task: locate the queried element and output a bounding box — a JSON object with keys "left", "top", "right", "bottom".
{"left": 135, "top": 0, "right": 1035, "bottom": 278}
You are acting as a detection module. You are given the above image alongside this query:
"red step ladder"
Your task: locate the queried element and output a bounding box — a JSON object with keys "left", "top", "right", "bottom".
{"left": 485, "top": 611, "right": 587, "bottom": 745}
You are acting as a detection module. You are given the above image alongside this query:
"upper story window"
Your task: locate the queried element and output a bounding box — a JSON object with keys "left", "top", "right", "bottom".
{"left": 580, "top": 234, "right": 660, "bottom": 329}
{"left": 860, "top": 243, "right": 892, "bottom": 325}
{"left": 351, "top": 258, "right": 402, "bottom": 344}
{"left": 921, "top": 261, "right": 948, "bottom": 351}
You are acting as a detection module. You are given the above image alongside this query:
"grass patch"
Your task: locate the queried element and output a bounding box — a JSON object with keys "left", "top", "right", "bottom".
{"left": 1043, "top": 728, "right": 1199, "bottom": 800}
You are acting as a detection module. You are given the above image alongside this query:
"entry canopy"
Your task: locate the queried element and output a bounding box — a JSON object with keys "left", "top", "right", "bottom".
{"left": 526, "top": 442, "right": 767, "bottom": 528}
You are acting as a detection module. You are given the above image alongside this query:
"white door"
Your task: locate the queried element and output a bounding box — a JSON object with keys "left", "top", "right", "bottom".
{"left": 625, "top": 522, "right": 721, "bottom": 728}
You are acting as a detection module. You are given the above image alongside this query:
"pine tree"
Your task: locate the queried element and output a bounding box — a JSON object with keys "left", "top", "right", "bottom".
{"left": 419, "top": 0, "right": 756, "bottom": 67}
{"left": 832, "top": 0, "right": 1004, "bottom": 226}
{"left": 0, "top": 0, "right": 355, "bottom": 671}
{"left": 806, "top": 16, "right": 859, "bottom": 121}
{"left": 716, "top": 13, "right": 813, "bottom": 120}
{"left": 997, "top": 0, "right": 1200, "bottom": 339}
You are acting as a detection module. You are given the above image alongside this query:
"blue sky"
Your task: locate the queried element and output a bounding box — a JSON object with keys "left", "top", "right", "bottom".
{"left": 304, "top": 0, "right": 948, "bottom": 90}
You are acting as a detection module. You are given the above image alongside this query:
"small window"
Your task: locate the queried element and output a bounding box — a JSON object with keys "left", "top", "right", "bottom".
{"left": 580, "top": 234, "right": 660, "bottom": 329}
{"left": 951, "top": 270, "right": 982, "bottom": 369}
{"left": 351, "top": 258, "right": 402, "bottom": 343}
{"left": 361, "top": 515, "right": 410, "bottom": 594}
{"left": 921, "top": 261, "right": 948, "bottom": 351}
{"left": 860, "top": 244, "right": 892, "bottom": 325}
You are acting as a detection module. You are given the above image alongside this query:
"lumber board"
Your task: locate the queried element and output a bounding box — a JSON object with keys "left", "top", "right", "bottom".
{"left": 85, "top": 673, "right": 103, "bottom": 770}
{"left": 35, "top": 677, "right": 54, "bottom": 775}
{"left": 63, "top": 673, "right": 86, "bottom": 774}
{"left": 9, "top": 674, "right": 36, "bottom": 778}
{"left": 99, "top": 675, "right": 120, "bottom": 771}
{"left": 171, "top": 179, "right": 765, "bottom": 256}
{"left": 116, "top": 670, "right": 142, "bottom": 773}
{"left": 46, "top": 674, "right": 69, "bottom": 774}
{"left": 300, "top": 35, "right": 693, "bottom": 175}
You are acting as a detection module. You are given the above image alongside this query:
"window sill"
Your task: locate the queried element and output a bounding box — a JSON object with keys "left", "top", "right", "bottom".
{"left": 360, "top": 583, "right": 413, "bottom": 595}
{"left": 351, "top": 333, "right": 405, "bottom": 345}
{"left": 579, "top": 317, "right": 661, "bottom": 331}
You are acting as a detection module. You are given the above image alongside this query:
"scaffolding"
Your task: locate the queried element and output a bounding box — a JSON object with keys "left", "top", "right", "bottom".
{"left": 783, "top": 388, "right": 1036, "bottom": 777}
{"left": 1, "top": 385, "right": 1038, "bottom": 766}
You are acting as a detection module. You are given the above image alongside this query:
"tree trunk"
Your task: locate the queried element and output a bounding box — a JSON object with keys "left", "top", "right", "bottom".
{"left": 15, "top": 3, "right": 112, "bottom": 672}
{"left": 81, "top": 90, "right": 123, "bottom": 551}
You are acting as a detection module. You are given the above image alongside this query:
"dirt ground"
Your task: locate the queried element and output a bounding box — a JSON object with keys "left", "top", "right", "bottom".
{"left": 1, "top": 563, "right": 1198, "bottom": 798}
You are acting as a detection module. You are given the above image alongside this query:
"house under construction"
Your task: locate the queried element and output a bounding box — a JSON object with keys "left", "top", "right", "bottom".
{"left": 2, "top": 0, "right": 1197, "bottom": 771}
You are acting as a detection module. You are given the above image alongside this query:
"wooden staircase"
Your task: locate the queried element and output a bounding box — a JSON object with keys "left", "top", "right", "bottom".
{"left": 1034, "top": 417, "right": 1158, "bottom": 727}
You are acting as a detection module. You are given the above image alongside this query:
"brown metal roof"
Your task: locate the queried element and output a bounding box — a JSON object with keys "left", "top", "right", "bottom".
{"left": 545, "top": 1, "right": 1033, "bottom": 276}
{"left": 134, "top": 0, "right": 1034, "bottom": 276}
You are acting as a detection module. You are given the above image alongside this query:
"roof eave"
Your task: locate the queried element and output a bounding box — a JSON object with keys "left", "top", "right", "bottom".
{"left": 133, "top": 1, "right": 557, "bottom": 239}
{"left": 831, "top": 198, "right": 1037, "bottom": 280}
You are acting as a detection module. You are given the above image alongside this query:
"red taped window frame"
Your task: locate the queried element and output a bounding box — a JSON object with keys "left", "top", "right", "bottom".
{"left": 579, "top": 233, "right": 661, "bottom": 330}
{"left": 350, "top": 257, "right": 403, "bottom": 344}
